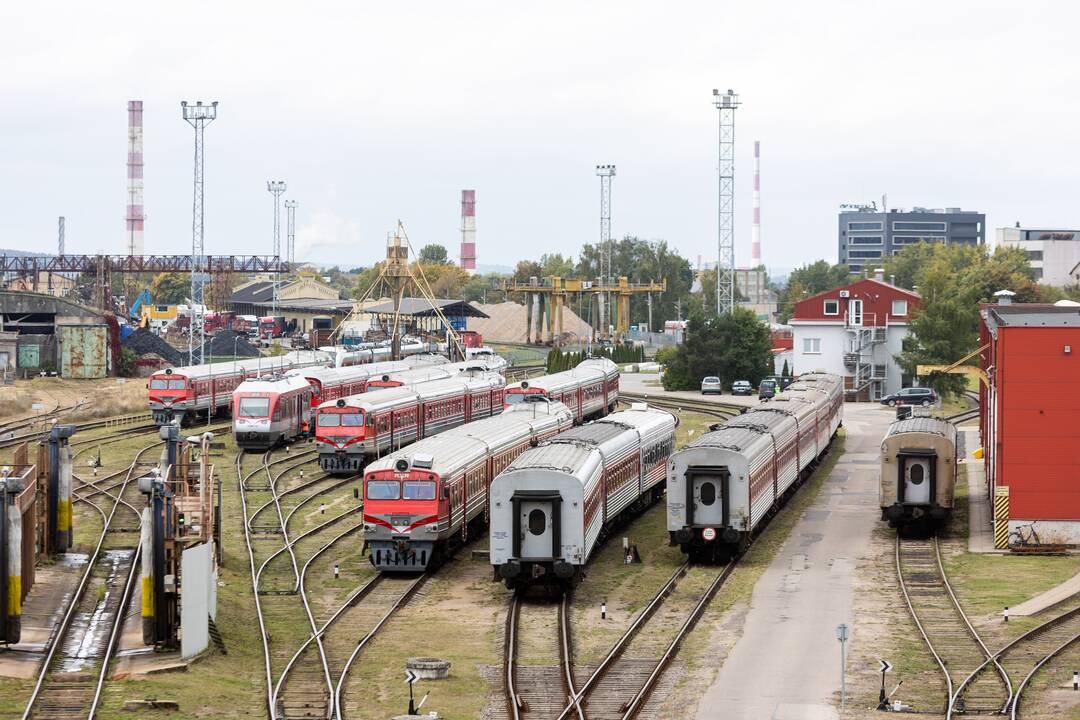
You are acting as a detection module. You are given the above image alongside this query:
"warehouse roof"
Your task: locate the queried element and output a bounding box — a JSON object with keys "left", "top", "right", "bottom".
{"left": 363, "top": 297, "right": 489, "bottom": 319}
{"left": 982, "top": 303, "right": 1080, "bottom": 329}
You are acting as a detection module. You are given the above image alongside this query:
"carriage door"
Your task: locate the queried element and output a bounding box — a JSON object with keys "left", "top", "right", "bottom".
{"left": 686, "top": 467, "right": 728, "bottom": 527}
{"left": 512, "top": 490, "right": 561, "bottom": 559}
{"left": 898, "top": 451, "right": 934, "bottom": 505}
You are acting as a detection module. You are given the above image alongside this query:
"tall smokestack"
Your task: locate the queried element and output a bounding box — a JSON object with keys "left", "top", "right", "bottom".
{"left": 126, "top": 100, "right": 144, "bottom": 255}
{"left": 751, "top": 140, "right": 761, "bottom": 266}
{"left": 459, "top": 189, "right": 476, "bottom": 272}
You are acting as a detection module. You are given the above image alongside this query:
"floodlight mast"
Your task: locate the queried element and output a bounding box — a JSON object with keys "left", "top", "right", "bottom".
{"left": 713, "top": 88, "right": 740, "bottom": 315}
{"left": 267, "top": 181, "right": 287, "bottom": 316}
{"left": 181, "top": 100, "right": 218, "bottom": 366}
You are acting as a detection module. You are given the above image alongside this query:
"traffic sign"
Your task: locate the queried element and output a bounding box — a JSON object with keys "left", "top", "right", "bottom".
{"left": 879, "top": 660, "right": 893, "bottom": 674}
{"left": 405, "top": 670, "right": 418, "bottom": 685}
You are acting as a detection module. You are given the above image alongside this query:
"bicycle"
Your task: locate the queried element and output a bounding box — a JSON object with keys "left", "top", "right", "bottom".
{"left": 1009, "top": 520, "right": 1041, "bottom": 548}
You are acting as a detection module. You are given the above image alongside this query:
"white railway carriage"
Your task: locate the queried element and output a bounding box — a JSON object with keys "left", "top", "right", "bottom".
{"left": 667, "top": 372, "right": 843, "bottom": 562}
{"left": 363, "top": 400, "right": 574, "bottom": 572}
{"left": 504, "top": 357, "right": 619, "bottom": 423}
{"left": 148, "top": 351, "right": 331, "bottom": 426}
{"left": 315, "top": 372, "right": 506, "bottom": 474}
{"left": 232, "top": 374, "right": 315, "bottom": 450}
{"left": 490, "top": 407, "right": 676, "bottom": 590}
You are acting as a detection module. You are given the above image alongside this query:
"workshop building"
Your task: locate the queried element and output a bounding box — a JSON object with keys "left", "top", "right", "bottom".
{"left": 0, "top": 291, "right": 114, "bottom": 378}
{"left": 979, "top": 299, "right": 1080, "bottom": 544}
{"left": 227, "top": 277, "right": 353, "bottom": 332}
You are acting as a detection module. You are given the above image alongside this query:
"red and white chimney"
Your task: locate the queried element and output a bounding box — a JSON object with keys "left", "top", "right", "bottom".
{"left": 459, "top": 189, "right": 476, "bottom": 271}
{"left": 126, "top": 100, "right": 144, "bottom": 256}
{"left": 751, "top": 140, "right": 761, "bottom": 266}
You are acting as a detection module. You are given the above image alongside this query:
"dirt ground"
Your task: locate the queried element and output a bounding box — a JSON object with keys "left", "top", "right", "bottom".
{"left": 0, "top": 376, "right": 147, "bottom": 424}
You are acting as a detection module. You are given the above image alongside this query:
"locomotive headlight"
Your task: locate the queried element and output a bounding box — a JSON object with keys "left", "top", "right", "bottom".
{"left": 702, "top": 527, "right": 717, "bottom": 542}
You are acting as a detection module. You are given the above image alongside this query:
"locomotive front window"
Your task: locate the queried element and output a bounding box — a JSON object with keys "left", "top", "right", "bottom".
{"left": 238, "top": 397, "right": 271, "bottom": 417}
{"left": 150, "top": 379, "right": 168, "bottom": 389}
{"left": 528, "top": 508, "right": 546, "bottom": 535}
{"left": 340, "top": 412, "right": 364, "bottom": 427}
{"left": 402, "top": 481, "right": 436, "bottom": 500}
{"left": 505, "top": 393, "right": 525, "bottom": 405}
{"left": 317, "top": 414, "right": 340, "bottom": 428}
{"left": 366, "top": 480, "right": 400, "bottom": 500}
{"left": 169, "top": 380, "right": 186, "bottom": 390}
{"left": 700, "top": 481, "right": 716, "bottom": 506}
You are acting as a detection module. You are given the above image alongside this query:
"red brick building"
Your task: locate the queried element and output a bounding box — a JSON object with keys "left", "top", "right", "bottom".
{"left": 979, "top": 300, "right": 1080, "bottom": 544}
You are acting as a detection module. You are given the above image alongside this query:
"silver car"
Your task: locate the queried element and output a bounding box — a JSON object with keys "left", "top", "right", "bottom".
{"left": 701, "top": 376, "right": 723, "bottom": 395}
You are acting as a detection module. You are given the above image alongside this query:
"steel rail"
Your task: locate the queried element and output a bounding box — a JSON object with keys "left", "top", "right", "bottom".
{"left": 21, "top": 441, "right": 158, "bottom": 720}
{"left": 1009, "top": 630, "right": 1080, "bottom": 719}
{"left": 558, "top": 594, "right": 585, "bottom": 720}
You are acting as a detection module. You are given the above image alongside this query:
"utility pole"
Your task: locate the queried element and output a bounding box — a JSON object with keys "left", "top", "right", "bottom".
{"left": 182, "top": 100, "right": 218, "bottom": 366}
{"left": 267, "top": 181, "right": 287, "bottom": 316}
{"left": 712, "top": 88, "right": 740, "bottom": 315}
{"left": 595, "top": 164, "right": 615, "bottom": 339}
{"left": 284, "top": 200, "right": 297, "bottom": 266}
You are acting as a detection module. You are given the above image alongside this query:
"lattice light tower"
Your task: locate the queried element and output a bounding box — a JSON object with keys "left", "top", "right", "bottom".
{"left": 182, "top": 100, "right": 218, "bottom": 366}
{"left": 713, "top": 88, "right": 740, "bottom": 315}
{"left": 267, "top": 181, "right": 287, "bottom": 315}
{"left": 284, "top": 199, "right": 297, "bottom": 265}
{"left": 595, "top": 164, "right": 616, "bottom": 337}
{"left": 58, "top": 217, "right": 65, "bottom": 256}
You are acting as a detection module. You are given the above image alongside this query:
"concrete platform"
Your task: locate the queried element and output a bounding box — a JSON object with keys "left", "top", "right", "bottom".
{"left": 111, "top": 575, "right": 186, "bottom": 676}
{"left": 963, "top": 427, "right": 997, "bottom": 555}
{"left": 0, "top": 553, "right": 86, "bottom": 679}
{"left": 1010, "top": 572, "right": 1080, "bottom": 617}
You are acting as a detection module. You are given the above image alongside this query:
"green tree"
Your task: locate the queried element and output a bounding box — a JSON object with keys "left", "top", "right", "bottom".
{"left": 781, "top": 358, "right": 790, "bottom": 377}
{"left": 513, "top": 260, "right": 543, "bottom": 283}
{"left": 661, "top": 308, "right": 772, "bottom": 390}
{"left": 419, "top": 244, "right": 450, "bottom": 265}
{"left": 149, "top": 272, "right": 190, "bottom": 305}
{"left": 540, "top": 253, "right": 576, "bottom": 278}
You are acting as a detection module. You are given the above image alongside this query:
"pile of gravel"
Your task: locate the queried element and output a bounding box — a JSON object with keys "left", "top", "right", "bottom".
{"left": 202, "top": 329, "right": 262, "bottom": 358}
{"left": 122, "top": 328, "right": 185, "bottom": 366}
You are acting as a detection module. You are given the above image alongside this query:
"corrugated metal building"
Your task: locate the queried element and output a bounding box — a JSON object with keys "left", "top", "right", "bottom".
{"left": 980, "top": 300, "right": 1080, "bottom": 544}
{"left": 0, "top": 291, "right": 113, "bottom": 378}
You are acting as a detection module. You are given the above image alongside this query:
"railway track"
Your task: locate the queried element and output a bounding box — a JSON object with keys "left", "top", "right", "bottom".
{"left": 504, "top": 594, "right": 580, "bottom": 720}
{"left": 618, "top": 391, "right": 744, "bottom": 423}
{"left": 895, "top": 536, "right": 1011, "bottom": 717}
{"left": 21, "top": 441, "right": 158, "bottom": 720}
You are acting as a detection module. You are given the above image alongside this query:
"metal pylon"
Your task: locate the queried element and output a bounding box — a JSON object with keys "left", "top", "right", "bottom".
{"left": 285, "top": 200, "right": 297, "bottom": 266}
{"left": 267, "top": 182, "right": 287, "bottom": 316}
{"left": 182, "top": 100, "right": 218, "bottom": 366}
{"left": 713, "top": 89, "right": 740, "bottom": 315}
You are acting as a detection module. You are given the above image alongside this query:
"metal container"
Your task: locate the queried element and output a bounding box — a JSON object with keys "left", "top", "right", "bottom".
{"left": 59, "top": 325, "right": 109, "bottom": 378}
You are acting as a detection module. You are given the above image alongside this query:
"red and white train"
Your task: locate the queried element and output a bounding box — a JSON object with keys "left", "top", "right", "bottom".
{"left": 148, "top": 351, "right": 331, "bottom": 426}
{"left": 363, "top": 399, "right": 574, "bottom": 572}
{"left": 232, "top": 374, "right": 315, "bottom": 450}
{"left": 666, "top": 372, "right": 843, "bottom": 562}
{"left": 315, "top": 371, "right": 506, "bottom": 474}
{"left": 504, "top": 357, "right": 619, "bottom": 423}
{"left": 489, "top": 406, "right": 677, "bottom": 591}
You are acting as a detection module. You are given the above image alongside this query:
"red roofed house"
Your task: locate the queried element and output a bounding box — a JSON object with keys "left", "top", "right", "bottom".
{"left": 789, "top": 271, "right": 921, "bottom": 401}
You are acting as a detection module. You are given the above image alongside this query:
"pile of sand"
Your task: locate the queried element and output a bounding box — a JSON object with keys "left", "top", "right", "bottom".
{"left": 468, "top": 301, "right": 593, "bottom": 343}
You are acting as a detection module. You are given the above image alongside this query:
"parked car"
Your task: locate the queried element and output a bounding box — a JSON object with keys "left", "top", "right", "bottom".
{"left": 759, "top": 378, "right": 777, "bottom": 400}
{"left": 731, "top": 380, "right": 752, "bottom": 396}
{"left": 701, "top": 376, "right": 723, "bottom": 395}
{"left": 880, "top": 387, "right": 937, "bottom": 407}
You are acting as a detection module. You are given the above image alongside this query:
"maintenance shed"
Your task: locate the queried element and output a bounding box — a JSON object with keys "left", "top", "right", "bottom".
{"left": 979, "top": 297, "right": 1080, "bottom": 545}
{"left": 362, "top": 298, "right": 489, "bottom": 338}
{"left": 0, "top": 291, "right": 113, "bottom": 378}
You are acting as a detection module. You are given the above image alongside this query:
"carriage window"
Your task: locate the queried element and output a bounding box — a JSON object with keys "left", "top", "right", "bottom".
{"left": 403, "top": 481, "right": 436, "bottom": 500}
{"left": 700, "top": 481, "right": 717, "bottom": 506}
{"left": 366, "top": 480, "right": 400, "bottom": 500}
{"left": 317, "top": 414, "right": 340, "bottom": 428}
{"left": 528, "top": 508, "right": 546, "bottom": 536}
{"left": 238, "top": 397, "right": 270, "bottom": 417}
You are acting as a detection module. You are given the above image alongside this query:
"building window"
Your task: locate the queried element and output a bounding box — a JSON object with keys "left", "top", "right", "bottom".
{"left": 893, "top": 221, "right": 947, "bottom": 232}
{"left": 892, "top": 235, "right": 946, "bottom": 246}
{"left": 823, "top": 299, "right": 839, "bottom": 315}
{"left": 803, "top": 338, "right": 821, "bottom": 354}
{"left": 1033, "top": 267, "right": 1043, "bottom": 279}
{"left": 1026, "top": 250, "right": 1043, "bottom": 261}
{"left": 849, "top": 249, "right": 883, "bottom": 259}
{"left": 850, "top": 236, "right": 883, "bottom": 245}
{"left": 892, "top": 299, "right": 908, "bottom": 316}
{"left": 847, "top": 221, "right": 883, "bottom": 231}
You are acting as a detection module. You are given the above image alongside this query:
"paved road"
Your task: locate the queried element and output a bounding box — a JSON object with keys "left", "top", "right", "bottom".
{"left": 619, "top": 372, "right": 758, "bottom": 409}
{"left": 694, "top": 403, "right": 893, "bottom": 720}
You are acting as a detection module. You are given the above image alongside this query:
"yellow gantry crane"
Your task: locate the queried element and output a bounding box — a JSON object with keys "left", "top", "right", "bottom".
{"left": 502, "top": 276, "right": 666, "bottom": 344}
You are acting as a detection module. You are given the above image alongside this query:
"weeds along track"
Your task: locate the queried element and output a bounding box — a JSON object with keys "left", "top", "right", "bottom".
{"left": 22, "top": 440, "right": 159, "bottom": 720}
{"left": 952, "top": 603, "right": 1080, "bottom": 718}
{"left": 500, "top": 561, "right": 734, "bottom": 720}
{"left": 238, "top": 446, "right": 424, "bottom": 720}
{"left": 895, "top": 536, "right": 1011, "bottom": 717}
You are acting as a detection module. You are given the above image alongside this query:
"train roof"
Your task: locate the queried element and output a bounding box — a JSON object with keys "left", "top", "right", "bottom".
{"left": 505, "top": 357, "right": 618, "bottom": 394}
{"left": 316, "top": 372, "right": 503, "bottom": 413}
{"left": 236, "top": 373, "right": 312, "bottom": 394}
{"left": 365, "top": 402, "right": 572, "bottom": 478}
{"left": 155, "top": 353, "right": 324, "bottom": 381}
{"left": 884, "top": 416, "right": 957, "bottom": 441}
{"left": 319, "top": 386, "right": 419, "bottom": 412}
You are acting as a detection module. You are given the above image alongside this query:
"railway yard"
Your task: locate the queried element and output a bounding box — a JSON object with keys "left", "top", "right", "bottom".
{"left": 0, "top": 365, "right": 1079, "bottom": 720}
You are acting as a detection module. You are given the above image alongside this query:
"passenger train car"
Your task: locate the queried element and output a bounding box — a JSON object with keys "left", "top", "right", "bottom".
{"left": 363, "top": 400, "right": 575, "bottom": 572}
{"left": 490, "top": 406, "right": 676, "bottom": 591}
{"left": 232, "top": 374, "right": 315, "bottom": 450}
{"left": 292, "top": 356, "right": 450, "bottom": 407}
{"left": 504, "top": 358, "right": 619, "bottom": 423}
{"left": 315, "top": 371, "right": 506, "bottom": 474}
{"left": 148, "top": 350, "right": 331, "bottom": 426}
{"left": 879, "top": 416, "right": 957, "bottom": 532}
{"left": 666, "top": 372, "right": 843, "bottom": 562}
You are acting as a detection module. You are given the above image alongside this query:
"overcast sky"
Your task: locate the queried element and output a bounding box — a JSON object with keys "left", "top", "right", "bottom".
{"left": 3, "top": 1, "right": 1078, "bottom": 273}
